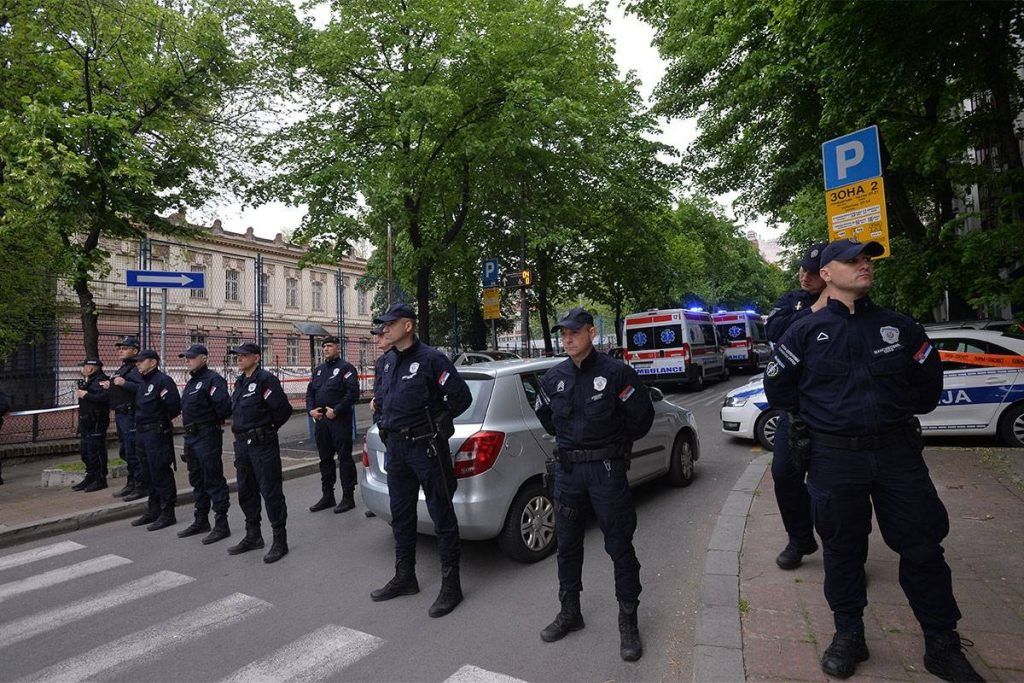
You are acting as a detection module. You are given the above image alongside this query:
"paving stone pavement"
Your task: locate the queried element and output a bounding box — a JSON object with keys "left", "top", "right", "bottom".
{"left": 739, "top": 447, "right": 1024, "bottom": 682}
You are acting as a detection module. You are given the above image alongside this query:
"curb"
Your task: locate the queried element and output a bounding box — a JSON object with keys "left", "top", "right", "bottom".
{"left": 692, "top": 452, "right": 771, "bottom": 683}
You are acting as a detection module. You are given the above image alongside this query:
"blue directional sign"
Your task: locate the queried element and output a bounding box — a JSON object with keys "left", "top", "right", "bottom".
{"left": 126, "top": 270, "right": 205, "bottom": 289}
{"left": 481, "top": 258, "right": 500, "bottom": 288}
{"left": 822, "top": 125, "right": 882, "bottom": 190}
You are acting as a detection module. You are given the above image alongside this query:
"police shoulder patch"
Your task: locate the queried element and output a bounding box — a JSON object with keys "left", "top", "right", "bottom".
{"left": 766, "top": 361, "right": 780, "bottom": 378}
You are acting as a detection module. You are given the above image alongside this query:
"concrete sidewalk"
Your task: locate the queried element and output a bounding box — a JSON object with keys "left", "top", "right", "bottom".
{"left": 740, "top": 448, "right": 1024, "bottom": 682}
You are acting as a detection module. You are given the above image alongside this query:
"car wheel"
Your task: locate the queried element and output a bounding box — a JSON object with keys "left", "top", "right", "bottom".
{"left": 667, "top": 433, "right": 695, "bottom": 487}
{"left": 688, "top": 368, "right": 705, "bottom": 392}
{"left": 498, "top": 481, "right": 557, "bottom": 563}
{"left": 755, "top": 409, "right": 781, "bottom": 451}
{"left": 998, "top": 402, "right": 1024, "bottom": 447}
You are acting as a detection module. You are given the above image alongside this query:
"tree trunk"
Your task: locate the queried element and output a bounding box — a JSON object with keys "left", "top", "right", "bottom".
{"left": 884, "top": 173, "right": 927, "bottom": 243}
{"left": 415, "top": 263, "right": 432, "bottom": 344}
{"left": 614, "top": 296, "right": 624, "bottom": 347}
{"left": 981, "top": 5, "right": 1024, "bottom": 224}
{"left": 73, "top": 268, "right": 100, "bottom": 359}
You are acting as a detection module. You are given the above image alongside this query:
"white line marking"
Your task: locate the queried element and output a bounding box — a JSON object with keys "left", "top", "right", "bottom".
{"left": 444, "top": 665, "right": 529, "bottom": 683}
{"left": 0, "top": 555, "right": 131, "bottom": 603}
{"left": 0, "top": 541, "right": 85, "bottom": 572}
{"left": 16, "top": 593, "right": 272, "bottom": 683}
{"left": 0, "top": 570, "right": 194, "bottom": 650}
{"left": 218, "top": 624, "right": 384, "bottom": 683}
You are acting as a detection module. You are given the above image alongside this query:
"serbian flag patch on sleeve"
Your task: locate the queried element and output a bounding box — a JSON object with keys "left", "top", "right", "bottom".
{"left": 439, "top": 370, "right": 450, "bottom": 386}
{"left": 159, "top": 388, "right": 168, "bottom": 398}
{"left": 209, "top": 386, "right": 217, "bottom": 396}
{"left": 618, "top": 385, "right": 635, "bottom": 402}
{"left": 262, "top": 388, "right": 272, "bottom": 400}
{"left": 913, "top": 341, "right": 933, "bottom": 364}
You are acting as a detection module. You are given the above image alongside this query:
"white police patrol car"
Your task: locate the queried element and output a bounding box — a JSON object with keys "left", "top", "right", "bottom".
{"left": 721, "top": 329, "right": 1024, "bottom": 449}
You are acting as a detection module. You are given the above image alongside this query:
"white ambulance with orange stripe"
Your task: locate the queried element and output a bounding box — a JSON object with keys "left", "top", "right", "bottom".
{"left": 712, "top": 310, "right": 771, "bottom": 372}
{"left": 624, "top": 308, "right": 729, "bottom": 391}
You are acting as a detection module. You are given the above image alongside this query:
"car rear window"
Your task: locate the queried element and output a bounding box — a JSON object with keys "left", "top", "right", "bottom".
{"left": 717, "top": 322, "right": 747, "bottom": 341}
{"left": 452, "top": 374, "right": 494, "bottom": 424}
{"left": 627, "top": 327, "right": 654, "bottom": 351}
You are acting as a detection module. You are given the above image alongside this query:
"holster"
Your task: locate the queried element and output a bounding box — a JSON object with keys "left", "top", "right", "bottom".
{"left": 788, "top": 414, "right": 811, "bottom": 473}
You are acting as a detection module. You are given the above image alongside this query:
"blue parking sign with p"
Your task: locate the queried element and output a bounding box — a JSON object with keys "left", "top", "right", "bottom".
{"left": 482, "top": 258, "right": 499, "bottom": 287}
{"left": 822, "top": 125, "right": 882, "bottom": 190}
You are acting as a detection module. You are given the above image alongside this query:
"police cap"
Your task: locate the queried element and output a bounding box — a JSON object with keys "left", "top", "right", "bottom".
{"left": 799, "top": 242, "right": 829, "bottom": 272}
{"left": 373, "top": 303, "right": 417, "bottom": 324}
{"left": 322, "top": 335, "right": 340, "bottom": 345}
{"left": 178, "top": 344, "right": 209, "bottom": 358}
{"left": 115, "top": 336, "right": 140, "bottom": 349}
{"left": 229, "top": 342, "right": 261, "bottom": 356}
{"left": 370, "top": 325, "right": 384, "bottom": 336}
{"left": 134, "top": 349, "right": 160, "bottom": 362}
{"left": 820, "top": 238, "right": 885, "bottom": 268}
{"left": 81, "top": 358, "right": 103, "bottom": 367}
{"left": 552, "top": 307, "right": 595, "bottom": 332}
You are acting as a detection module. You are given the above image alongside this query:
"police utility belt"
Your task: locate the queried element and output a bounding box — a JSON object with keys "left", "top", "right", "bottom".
{"left": 380, "top": 422, "right": 435, "bottom": 443}
{"left": 810, "top": 418, "right": 920, "bottom": 451}
{"left": 183, "top": 420, "right": 219, "bottom": 436}
{"left": 136, "top": 421, "right": 171, "bottom": 435}
{"left": 232, "top": 426, "right": 276, "bottom": 442}
{"left": 113, "top": 404, "right": 133, "bottom": 415}
{"left": 556, "top": 444, "right": 627, "bottom": 463}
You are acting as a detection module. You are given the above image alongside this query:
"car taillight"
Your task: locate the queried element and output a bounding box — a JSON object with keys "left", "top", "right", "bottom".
{"left": 681, "top": 343, "right": 690, "bottom": 361}
{"left": 453, "top": 431, "right": 505, "bottom": 479}
{"left": 362, "top": 440, "right": 370, "bottom": 468}
{"left": 624, "top": 350, "right": 631, "bottom": 361}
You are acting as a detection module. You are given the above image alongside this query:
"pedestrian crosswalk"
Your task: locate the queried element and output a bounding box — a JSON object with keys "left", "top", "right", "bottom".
{"left": 0, "top": 540, "right": 531, "bottom": 682}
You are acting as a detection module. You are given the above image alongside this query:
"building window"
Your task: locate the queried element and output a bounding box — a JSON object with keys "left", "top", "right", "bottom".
{"left": 312, "top": 281, "right": 323, "bottom": 311}
{"left": 287, "top": 336, "right": 299, "bottom": 365}
{"left": 286, "top": 277, "right": 299, "bottom": 308}
{"left": 190, "top": 267, "right": 207, "bottom": 299}
{"left": 190, "top": 331, "right": 207, "bottom": 346}
{"left": 358, "top": 289, "right": 368, "bottom": 315}
{"left": 261, "top": 335, "right": 272, "bottom": 360}
{"left": 225, "top": 270, "right": 240, "bottom": 302}
{"left": 260, "top": 273, "right": 271, "bottom": 307}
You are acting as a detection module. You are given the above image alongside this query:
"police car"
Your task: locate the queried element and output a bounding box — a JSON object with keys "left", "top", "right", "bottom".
{"left": 721, "top": 329, "right": 1024, "bottom": 449}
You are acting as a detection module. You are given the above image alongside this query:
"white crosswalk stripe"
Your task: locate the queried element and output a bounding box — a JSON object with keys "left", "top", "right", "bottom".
{"left": 218, "top": 624, "right": 384, "bottom": 683}
{"left": 445, "top": 665, "right": 529, "bottom": 683}
{"left": 0, "top": 570, "right": 194, "bottom": 650}
{"left": 0, "top": 541, "right": 85, "bottom": 572}
{"left": 15, "top": 592, "right": 272, "bottom": 683}
{"left": 0, "top": 554, "right": 131, "bottom": 604}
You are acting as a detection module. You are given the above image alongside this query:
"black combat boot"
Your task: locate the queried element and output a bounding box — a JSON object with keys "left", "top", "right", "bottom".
{"left": 263, "top": 526, "right": 289, "bottom": 564}
{"left": 123, "top": 486, "right": 148, "bottom": 502}
{"left": 428, "top": 566, "right": 464, "bottom": 618}
{"left": 83, "top": 476, "right": 108, "bottom": 492}
{"left": 821, "top": 630, "right": 870, "bottom": 679}
{"left": 309, "top": 491, "right": 336, "bottom": 512}
{"left": 72, "top": 474, "right": 94, "bottom": 492}
{"left": 202, "top": 512, "right": 231, "bottom": 545}
{"left": 113, "top": 479, "right": 135, "bottom": 497}
{"left": 776, "top": 538, "right": 819, "bottom": 570}
{"left": 924, "top": 631, "right": 984, "bottom": 682}
{"left": 371, "top": 559, "right": 420, "bottom": 601}
{"left": 540, "top": 591, "right": 585, "bottom": 642}
{"left": 146, "top": 508, "right": 177, "bottom": 531}
{"left": 618, "top": 601, "right": 643, "bottom": 661}
{"left": 334, "top": 487, "right": 356, "bottom": 514}
{"left": 130, "top": 501, "right": 160, "bottom": 527}
{"left": 228, "top": 522, "right": 265, "bottom": 555}
{"left": 177, "top": 512, "right": 211, "bottom": 538}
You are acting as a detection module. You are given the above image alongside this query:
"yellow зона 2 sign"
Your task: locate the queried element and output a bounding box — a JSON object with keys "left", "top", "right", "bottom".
{"left": 824, "top": 176, "right": 891, "bottom": 258}
{"left": 482, "top": 287, "right": 501, "bottom": 320}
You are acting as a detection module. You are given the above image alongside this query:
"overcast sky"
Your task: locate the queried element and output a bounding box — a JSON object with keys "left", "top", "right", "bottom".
{"left": 193, "top": 1, "right": 776, "bottom": 241}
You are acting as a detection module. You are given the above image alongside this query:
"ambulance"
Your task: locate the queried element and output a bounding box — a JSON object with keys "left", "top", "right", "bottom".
{"left": 624, "top": 308, "right": 729, "bottom": 390}
{"left": 712, "top": 310, "right": 771, "bottom": 372}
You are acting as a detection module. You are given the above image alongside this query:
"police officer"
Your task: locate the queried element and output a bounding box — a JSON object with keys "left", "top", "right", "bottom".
{"left": 100, "top": 336, "right": 145, "bottom": 500}
{"left": 0, "top": 390, "right": 9, "bottom": 485}
{"left": 534, "top": 308, "right": 654, "bottom": 661}
{"left": 764, "top": 239, "right": 982, "bottom": 682}
{"left": 227, "top": 343, "right": 294, "bottom": 564}
{"left": 764, "top": 242, "right": 828, "bottom": 570}
{"left": 74, "top": 359, "right": 111, "bottom": 492}
{"left": 129, "top": 350, "right": 182, "bottom": 531}
{"left": 369, "top": 303, "right": 472, "bottom": 618}
{"left": 176, "top": 344, "right": 233, "bottom": 544}
{"left": 306, "top": 335, "right": 361, "bottom": 514}
{"left": 370, "top": 325, "right": 393, "bottom": 427}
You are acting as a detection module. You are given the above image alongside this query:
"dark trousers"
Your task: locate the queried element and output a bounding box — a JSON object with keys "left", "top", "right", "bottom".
{"left": 555, "top": 458, "right": 642, "bottom": 603}
{"left": 234, "top": 434, "right": 287, "bottom": 529}
{"left": 184, "top": 426, "right": 229, "bottom": 515}
{"left": 771, "top": 413, "right": 815, "bottom": 546}
{"left": 115, "top": 412, "right": 141, "bottom": 483}
{"left": 135, "top": 426, "right": 177, "bottom": 514}
{"left": 314, "top": 418, "right": 355, "bottom": 492}
{"left": 79, "top": 422, "right": 108, "bottom": 478}
{"left": 385, "top": 438, "right": 460, "bottom": 568}
{"left": 807, "top": 443, "right": 961, "bottom": 635}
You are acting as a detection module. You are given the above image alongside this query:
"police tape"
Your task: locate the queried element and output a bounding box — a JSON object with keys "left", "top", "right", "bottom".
{"left": 937, "top": 350, "right": 1024, "bottom": 368}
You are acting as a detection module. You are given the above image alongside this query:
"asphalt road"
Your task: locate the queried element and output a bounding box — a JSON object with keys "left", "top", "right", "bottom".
{"left": 0, "top": 374, "right": 762, "bottom": 683}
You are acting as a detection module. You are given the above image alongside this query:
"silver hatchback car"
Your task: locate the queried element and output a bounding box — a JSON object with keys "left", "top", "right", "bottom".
{"left": 359, "top": 357, "right": 701, "bottom": 563}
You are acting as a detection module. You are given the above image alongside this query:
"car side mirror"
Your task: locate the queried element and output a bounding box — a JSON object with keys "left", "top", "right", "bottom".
{"left": 649, "top": 387, "right": 664, "bottom": 402}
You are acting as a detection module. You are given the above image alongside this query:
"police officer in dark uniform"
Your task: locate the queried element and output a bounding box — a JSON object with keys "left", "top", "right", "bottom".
{"left": 764, "top": 242, "right": 828, "bottom": 570}
{"left": 176, "top": 344, "right": 233, "bottom": 544}
{"left": 370, "top": 325, "right": 392, "bottom": 427}
{"left": 764, "top": 239, "right": 982, "bottom": 682}
{"left": 306, "top": 335, "right": 361, "bottom": 514}
{"left": 129, "top": 350, "right": 182, "bottom": 531}
{"left": 535, "top": 307, "right": 655, "bottom": 662}
{"left": 100, "top": 336, "right": 145, "bottom": 500}
{"left": 74, "top": 359, "right": 111, "bottom": 492}
{"left": 227, "top": 343, "right": 294, "bottom": 564}
{"left": 369, "top": 303, "right": 472, "bottom": 618}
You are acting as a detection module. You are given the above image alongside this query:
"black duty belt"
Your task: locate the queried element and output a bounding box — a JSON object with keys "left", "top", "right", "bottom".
{"left": 809, "top": 427, "right": 908, "bottom": 451}
{"left": 559, "top": 445, "right": 626, "bottom": 463}
{"left": 136, "top": 421, "right": 170, "bottom": 434}
{"left": 381, "top": 422, "right": 434, "bottom": 443}
{"left": 114, "top": 405, "right": 134, "bottom": 415}
{"left": 183, "top": 421, "right": 219, "bottom": 435}
{"left": 232, "top": 426, "right": 276, "bottom": 442}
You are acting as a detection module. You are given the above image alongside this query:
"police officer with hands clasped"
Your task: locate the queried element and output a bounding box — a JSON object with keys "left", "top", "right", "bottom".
{"left": 129, "top": 350, "right": 182, "bottom": 531}
{"left": 100, "top": 336, "right": 146, "bottom": 500}
{"left": 74, "top": 359, "right": 110, "bottom": 492}
{"left": 369, "top": 303, "right": 472, "bottom": 618}
{"left": 306, "top": 335, "right": 361, "bottom": 514}
{"left": 535, "top": 307, "right": 655, "bottom": 662}
{"left": 176, "top": 344, "right": 233, "bottom": 544}
{"left": 227, "top": 343, "right": 293, "bottom": 564}
{"left": 764, "top": 242, "right": 828, "bottom": 571}
{"left": 764, "top": 238, "right": 983, "bottom": 682}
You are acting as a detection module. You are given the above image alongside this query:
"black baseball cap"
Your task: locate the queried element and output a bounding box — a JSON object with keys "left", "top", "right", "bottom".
{"left": 820, "top": 238, "right": 885, "bottom": 268}
{"left": 134, "top": 349, "right": 160, "bottom": 362}
{"left": 373, "top": 303, "right": 417, "bottom": 324}
{"left": 178, "top": 344, "right": 209, "bottom": 358}
{"left": 229, "top": 342, "right": 261, "bottom": 355}
{"left": 552, "top": 307, "right": 595, "bottom": 332}
{"left": 370, "top": 325, "right": 384, "bottom": 336}
{"left": 322, "top": 335, "right": 340, "bottom": 345}
{"left": 115, "top": 336, "right": 140, "bottom": 349}
{"left": 799, "top": 242, "right": 829, "bottom": 271}
{"left": 81, "top": 358, "right": 103, "bottom": 367}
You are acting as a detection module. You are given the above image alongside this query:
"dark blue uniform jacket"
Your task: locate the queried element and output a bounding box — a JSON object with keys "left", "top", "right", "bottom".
{"left": 305, "top": 357, "right": 360, "bottom": 421}
{"left": 766, "top": 289, "right": 821, "bottom": 344}
{"left": 78, "top": 372, "right": 111, "bottom": 424}
{"left": 181, "top": 366, "right": 232, "bottom": 426}
{"left": 231, "top": 368, "right": 292, "bottom": 433}
{"left": 378, "top": 340, "right": 471, "bottom": 431}
{"left": 108, "top": 361, "right": 144, "bottom": 411}
{"left": 134, "top": 369, "right": 182, "bottom": 426}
